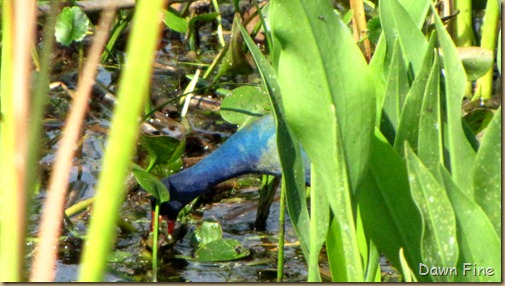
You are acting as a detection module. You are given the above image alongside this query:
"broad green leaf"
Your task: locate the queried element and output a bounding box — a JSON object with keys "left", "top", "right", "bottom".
{"left": 433, "top": 7, "right": 476, "bottom": 196}
{"left": 191, "top": 220, "right": 223, "bottom": 247}
{"left": 441, "top": 166, "right": 501, "bottom": 282}
{"left": 417, "top": 55, "right": 443, "bottom": 179}
{"left": 194, "top": 239, "right": 250, "bottom": 262}
{"left": 270, "top": 0, "right": 373, "bottom": 281}
{"left": 55, "top": 7, "right": 90, "bottom": 46}
{"left": 140, "top": 133, "right": 185, "bottom": 171}
{"left": 271, "top": 0, "right": 374, "bottom": 191}
{"left": 132, "top": 164, "right": 169, "bottom": 203}
{"left": 397, "top": 0, "right": 430, "bottom": 28}
{"left": 405, "top": 145, "right": 458, "bottom": 282}
{"left": 220, "top": 86, "right": 270, "bottom": 127}
{"left": 164, "top": 7, "right": 188, "bottom": 33}
{"left": 358, "top": 130, "right": 424, "bottom": 281}
{"left": 380, "top": 0, "right": 428, "bottom": 76}
{"left": 473, "top": 108, "right": 501, "bottom": 236}
{"left": 237, "top": 17, "right": 311, "bottom": 261}
{"left": 379, "top": 39, "right": 410, "bottom": 143}
{"left": 394, "top": 35, "right": 436, "bottom": 155}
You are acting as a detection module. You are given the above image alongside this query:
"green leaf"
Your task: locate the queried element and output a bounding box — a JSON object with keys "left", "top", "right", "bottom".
{"left": 417, "top": 55, "right": 443, "bottom": 178}
{"left": 473, "top": 108, "right": 501, "bottom": 236}
{"left": 191, "top": 220, "right": 223, "bottom": 247}
{"left": 164, "top": 7, "right": 188, "bottom": 33}
{"left": 405, "top": 145, "right": 458, "bottom": 282}
{"left": 132, "top": 164, "right": 169, "bottom": 203}
{"left": 270, "top": 0, "right": 374, "bottom": 281}
{"left": 396, "top": 0, "right": 430, "bottom": 28}
{"left": 379, "top": 39, "right": 410, "bottom": 143}
{"left": 55, "top": 7, "right": 90, "bottom": 46}
{"left": 140, "top": 133, "right": 185, "bottom": 171}
{"left": 359, "top": 130, "right": 424, "bottom": 281}
{"left": 394, "top": 35, "right": 436, "bottom": 156}
{"left": 220, "top": 86, "right": 270, "bottom": 127}
{"left": 379, "top": 0, "right": 428, "bottom": 76}
{"left": 237, "top": 16, "right": 311, "bottom": 262}
{"left": 440, "top": 167, "right": 501, "bottom": 282}
{"left": 217, "top": 15, "right": 254, "bottom": 76}
{"left": 194, "top": 239, "right": 250, "bottom": 262}
{"left": 433, "top": 7, "right": 476, "bottom": 196}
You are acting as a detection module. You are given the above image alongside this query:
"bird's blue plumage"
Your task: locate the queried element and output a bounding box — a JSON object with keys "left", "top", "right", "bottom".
{"left": 159, "top": 114, "right": 310, "bottom": 219}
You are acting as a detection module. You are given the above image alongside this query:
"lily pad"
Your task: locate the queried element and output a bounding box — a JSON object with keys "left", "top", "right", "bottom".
{"left": 55, "top": 6, "right": 91, "bottom": 46}
{"left": 194, "top": 239, "right": 250, "bottom": 262}
{"left": 220, "top": 86, "right": 270, "bottom": 126}
{"left": 191, "top": 220, "right": 223, "bottom": 247}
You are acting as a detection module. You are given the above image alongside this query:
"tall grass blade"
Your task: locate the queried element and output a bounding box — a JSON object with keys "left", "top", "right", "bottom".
{"left": 0, "top": 0, "right": 36, "bottom": 281}
{"left": 78, "top": 0, "right": 165, "bottom": 281}
{"left": 31, "top": 9, "right": 115, "bottom": 282}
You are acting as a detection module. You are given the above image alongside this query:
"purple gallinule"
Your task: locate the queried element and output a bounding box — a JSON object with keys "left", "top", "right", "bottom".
{"left": 158, "top": 115, "right": 310, "bottom": 233}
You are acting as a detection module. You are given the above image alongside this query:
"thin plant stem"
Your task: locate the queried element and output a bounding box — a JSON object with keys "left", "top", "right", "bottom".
{"left": 211, "top": 0, "right": 226, "bottom": 47}
{"left": 452, "top": 0, "right": 474, "bottom": 46}
{"left": 276, "top": 182, "right": 286, "bottom": 282}
{"left": 152, "top": 204, "right": 160, "bottom": 282}
{"left": 0, "top": 0, "right": 36, "bottom": 281}
{"left": 30, "top": 9, "right": 116, "bottom": 282}
{"left": 78, "top": 0, "right": 165, "bottom": 280}
{"left": 473, "top": 0, "right": 500, "bottom": 100}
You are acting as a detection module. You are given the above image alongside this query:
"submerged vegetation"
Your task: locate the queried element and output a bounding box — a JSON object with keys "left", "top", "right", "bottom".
{"left": 0, "top": 0, "right": 501, "bottom": 282}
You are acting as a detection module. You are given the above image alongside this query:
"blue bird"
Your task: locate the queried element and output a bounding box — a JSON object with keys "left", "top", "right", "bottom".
{"left": 158, "top": 114, "right": 310, "bottom": 233}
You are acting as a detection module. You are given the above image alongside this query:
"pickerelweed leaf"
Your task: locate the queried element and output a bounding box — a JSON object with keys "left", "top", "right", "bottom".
{"left": 380, "top": 0, "right": 428, "bottom": 76}
{"left": 417, "top": 54, "right": 443, "bottom": 180}
{"left": 433, "top": 6, "right": 476, "bottom": 196}
{"left": 379, "top": 39, "right": 410, "bottom": 143}
{"left": 394, "top": 34, "right": 436, "bottom": 156}
{"left": 237, "top": 16, "right": 310, "bottom": 265}
{"left": 359, "top": 130, "right": 425, "bottom": 281}
{"left": 473, "top": 108, "right": 501, "bottom": 237}
{"left": 441, "top": 166, "right": 501, "bottom": 282}
{"left": 271, "top": 0, "right": 374, "bottom": 281}
{"left": 55, "top": 6, "right": 90, "bottom": 46}
{"left": 405, "top": 144, "right": 458, "bottom": 282}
